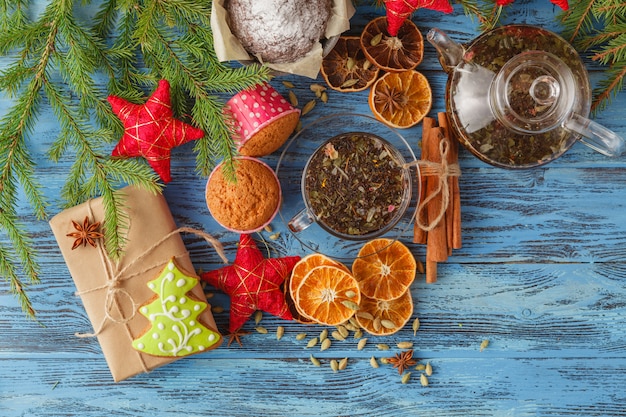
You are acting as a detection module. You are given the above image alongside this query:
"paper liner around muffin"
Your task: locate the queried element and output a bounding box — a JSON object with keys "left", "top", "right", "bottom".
{"left": 206, "top": 157, "right": 281, "bottom": 234}
{"left": 210, "top": 0, "right": 356, "bottom": 78}
{"left": 225, "top": 82, "right": 300, "bottom": 157}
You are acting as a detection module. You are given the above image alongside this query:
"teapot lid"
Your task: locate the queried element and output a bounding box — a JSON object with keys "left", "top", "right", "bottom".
{"left": 490, "top": 51, "right": 577, "bottom": 134}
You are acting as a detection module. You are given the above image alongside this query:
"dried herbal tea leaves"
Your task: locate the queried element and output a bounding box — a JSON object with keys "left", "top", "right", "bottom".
{"left": 304, "top": 132, "right": 409, "bottom": 237}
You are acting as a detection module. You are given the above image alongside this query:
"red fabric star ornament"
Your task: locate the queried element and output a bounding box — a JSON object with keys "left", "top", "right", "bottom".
{"left": 108, "top": 79, "right": 205, "bottom": 183}
{"left": 201, "top": 234, "right": 300, "bottom": 336}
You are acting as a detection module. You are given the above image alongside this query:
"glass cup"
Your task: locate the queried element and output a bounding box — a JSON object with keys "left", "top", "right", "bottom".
{"left": 288, "top": 128, "right": 413, "bottom": 241}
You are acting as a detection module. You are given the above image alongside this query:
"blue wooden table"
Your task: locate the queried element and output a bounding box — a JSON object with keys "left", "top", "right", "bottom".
{"left": 3, "top": 1, "right": 626, "bottom": 416}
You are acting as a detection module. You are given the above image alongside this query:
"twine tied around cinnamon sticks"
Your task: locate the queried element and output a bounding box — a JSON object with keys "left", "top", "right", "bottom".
{"left": 411, "top": 112, "right": 463, "bottom": 284}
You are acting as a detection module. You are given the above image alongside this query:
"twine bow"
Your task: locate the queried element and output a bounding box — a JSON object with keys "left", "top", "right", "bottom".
{"left": 404, "top": 136, "right": 461, "bottom": 232}
{"left": 75, "top": 219, "right": 227, "bottom": 340}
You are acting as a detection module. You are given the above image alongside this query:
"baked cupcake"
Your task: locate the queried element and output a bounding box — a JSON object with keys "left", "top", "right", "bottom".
{"left": 226, "top": 0, "right": 332, "bottom": 64}
{"left": 206, "top": 157, "right": 281, "bottom": 233}
{"left": 225, "top": 82, "right": 300, "bottom": 157}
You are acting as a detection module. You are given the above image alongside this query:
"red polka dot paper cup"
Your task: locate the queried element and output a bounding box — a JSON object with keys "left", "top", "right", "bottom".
{"left": 224, "top": 82, "right": 300, "bottom": 157}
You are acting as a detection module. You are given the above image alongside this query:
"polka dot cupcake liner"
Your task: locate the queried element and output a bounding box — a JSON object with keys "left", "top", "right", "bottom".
{"left": 224, "top": 82, "right": 300, "bottom": 150}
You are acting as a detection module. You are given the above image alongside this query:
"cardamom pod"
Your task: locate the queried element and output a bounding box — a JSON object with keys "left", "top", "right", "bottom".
{"left": 401, "top": 372, "right": 412, "bottom": 384}
{"left": 357, "top": 338, "right": 368, "bottom": 351}
{"left": 370, "top": 356, "right": 379, "bottom": 368}
{"left": 310, "top": 354, "right": 321, "bottom": 367}
{"left": 301, "top": 99, "right": 316, "bottom": 115}
{"left": 320, "top": 338, "right": 332, "bottom": 351}
{"left": 306, "top": 337, "right": 319, "bottom": 348}
{"left": 371, "top": 32, "right": 383, "bottom": 46}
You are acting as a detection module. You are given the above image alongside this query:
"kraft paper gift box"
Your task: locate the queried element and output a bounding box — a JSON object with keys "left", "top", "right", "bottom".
{"left": 49, "top": 186, "right": 224, "bottom": 382}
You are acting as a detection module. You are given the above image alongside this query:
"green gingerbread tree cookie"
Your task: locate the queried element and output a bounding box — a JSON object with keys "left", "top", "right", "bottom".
{"left": 133, "top": 258, "right": 221, "bottom": 357}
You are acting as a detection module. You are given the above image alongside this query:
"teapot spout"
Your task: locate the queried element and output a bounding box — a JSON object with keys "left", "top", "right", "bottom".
{"left": 427, "top": 28, "right": 465, "bottom": 72}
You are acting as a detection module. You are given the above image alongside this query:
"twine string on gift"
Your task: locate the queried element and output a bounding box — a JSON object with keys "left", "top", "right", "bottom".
{"left": 74, "top": 200, "right": 228, "bottom": 340}
{"left": 403, "top": 136, "right": 461, "bottom": 232}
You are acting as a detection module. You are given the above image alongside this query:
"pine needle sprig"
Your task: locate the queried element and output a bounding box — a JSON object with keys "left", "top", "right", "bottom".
{"left": 1, "top": 0, "right": 271, "bottom": 317}
{"left": 559, "top": 0, "right": 626, "bottom": 112}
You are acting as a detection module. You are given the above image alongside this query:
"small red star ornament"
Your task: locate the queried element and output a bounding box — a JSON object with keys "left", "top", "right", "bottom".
{"left": 201, "top": 234, "right": 300, "bottom": 336}
{"left": 108, "top": 79, "right": 205, "bottom": 183}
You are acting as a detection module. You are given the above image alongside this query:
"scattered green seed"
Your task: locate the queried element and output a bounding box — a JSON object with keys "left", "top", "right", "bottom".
{"left": 255, "top": 326, "right": 268, "bottom": 334}
{"left": 301, "top": 99, "right": 316, "bottom": 116}
{"left": 341, "top": 300, "right": 360, "bottom": 311}
{"left": 254, "top": 311, "right": 263, "bottom": 325}
{"left": 415, "top": 364, "right": 426, "bottom": 371}
{"left": 306, "top": 337, "right": 319, "bottom": 348}
{"left": 397, "top": 341, "right": 413, "bottom": 349}
{"left": 371, "top": 32, "right": 383, "bottom": 46}
{"left": 288, "top": 90, "right": 298, "bottom": 107}
{"left": 370, "top": 356, "right": 379, "bottom": 368}
{"left": 338, "top": 357, "right": 348, "bottom": 371}
{"left": 420, "top": 373, "right": 429, "bottom": 387}
{"left": 373, "top": 317, "right": 382, "bottom": 332}
{"left": 340, "top": 78, "right": 359, "bottom": 88}
{"left": 356, "top": 311, "right": 374, "bottom": 321}
{"left": 331, "top": 331, "right": 345, "bottom": 341}
{"left": 353, "top": 329, "right": 363, "bottom": 339}
{"left": 330, "top": 359, "right": 339, "bottom": 372}
{"left": 310, "top": 354, "right": 321, "bottom": 367}
{"left": 336, "top": 325, "right": 349, "bottom": 338}
{"left": 376, "top": 343, "right": 390, "bottom": 351}
{"left": 363, "top": 59, "right": 372, "bottom": 70}
{"left": 310, "top": 83, "right": 326, "bottom": 94}
{"left": 380, "top": 357, "right": 389, "bottom": 365}
{"left": 345, "top": 290, "right": 357, "bottom": 298}
{"left": 276, "top": 326, "right": 284, "bottom": 340}
{"left": 319, "top": 329, "right": 328, "bottom": 342}
{"left": 320, "top": 91, "right": 328, "bottom": 103}
{"left": 357, "top": 338, "right": 368, "bottom": 350}
{"left": 412, "top": 317, "right": 420, "bottom": 336}
{"left": 401, "top": 372, "right": 412, "bottom": 384}
{"left": 381, "top": 319, "right": 397, "bottom": 329}
{"left": 282, "top": 80, "right": 295, "bottom": 88}
{"left": 425, "top": 362, "right": 433, "bottom": 376}
{"left": 480, "top": 339, "right": 489, "bottom": 352}
{"left": 296, "top": 333, "right": 307, "bottom": 341}
{"left": 321, "top": 338, "right": 332, "bottom": 351}
{"left": 346, "top": 57, "right": 356, "bottom": 70}
{"left": 269, "top": 232, "right": 280, "bottom": 240}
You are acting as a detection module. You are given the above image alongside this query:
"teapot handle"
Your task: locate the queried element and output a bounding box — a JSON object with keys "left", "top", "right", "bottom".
{"left": 564, "top": 113, "right": 625, "bottom": 157}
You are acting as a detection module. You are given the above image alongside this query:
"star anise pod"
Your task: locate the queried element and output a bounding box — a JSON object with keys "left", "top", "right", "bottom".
{"left": 387, "top": 349, "right": 417, "bottom": 375}
{"left": 66, "top": 216, "right": 104, "bottom": 250}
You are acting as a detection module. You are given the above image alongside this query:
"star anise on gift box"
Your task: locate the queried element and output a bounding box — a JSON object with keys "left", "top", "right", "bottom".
{"left": 388, "top": 349, "right": 417, "bottom": 375}
{"left": 66, "top": 216, "right": 104, "bottom": 250}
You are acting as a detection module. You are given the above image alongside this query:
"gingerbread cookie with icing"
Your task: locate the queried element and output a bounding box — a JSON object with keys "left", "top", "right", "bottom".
{"left": 132, "top": 258, "right": 222, "bottom": 357}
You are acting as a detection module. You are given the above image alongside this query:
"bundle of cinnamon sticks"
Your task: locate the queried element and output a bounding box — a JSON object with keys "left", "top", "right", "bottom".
{"left": 413, "top": 112, "right": 462, "bottom": 283}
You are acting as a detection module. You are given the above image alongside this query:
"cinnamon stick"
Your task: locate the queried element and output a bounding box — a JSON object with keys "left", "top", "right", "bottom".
{"left": 425, "top": 127, "right": 448, "bottom": 283}
{"left": 438, "top": 112, "right": 462, "bottom": 250}
{"left": 413, "top": 117, "right": 436, "bottom": 244}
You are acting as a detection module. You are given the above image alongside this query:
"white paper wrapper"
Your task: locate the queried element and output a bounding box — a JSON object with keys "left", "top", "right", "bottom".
{"left": 211, "top": 0, "right": 355, "bottom": 79}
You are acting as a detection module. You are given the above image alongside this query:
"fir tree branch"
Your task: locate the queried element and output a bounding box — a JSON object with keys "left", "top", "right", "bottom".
{"left": 0, "top": 0, "right": 272, "bottom": 318}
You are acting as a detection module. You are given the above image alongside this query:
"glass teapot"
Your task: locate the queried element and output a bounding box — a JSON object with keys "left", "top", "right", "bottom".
{"left": 427, "top": 25, "right": 625, "bottom": 168}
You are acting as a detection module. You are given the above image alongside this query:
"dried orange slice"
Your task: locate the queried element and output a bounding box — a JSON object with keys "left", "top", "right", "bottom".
{"left": 355, "top": 290, "right": 413, "bottom": 336}
{"left": 321, "top": 36, "right": 380, "bottom": 92}
{"left": 368, "top": 69, "right": 432, "bottom": 129}
{"left": 285, "top": 254, "right": 349, "bottom": 323}
{"left": 295, "top": 265, "right": 361, "bottom": 326}
{"left": 289, "top": 254, "right": 350, "bottom": 298}
{"left": 352, "top": 238, "right": 416, "bottom": 301}
{"left": 360, "top": 16, "right": 423, "bottom": 73}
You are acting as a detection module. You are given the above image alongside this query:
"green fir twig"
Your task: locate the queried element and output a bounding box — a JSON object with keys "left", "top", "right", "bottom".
{"left": 0, "top": 0, "right": 271, "bottom": 318}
